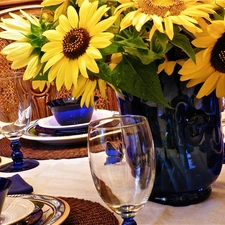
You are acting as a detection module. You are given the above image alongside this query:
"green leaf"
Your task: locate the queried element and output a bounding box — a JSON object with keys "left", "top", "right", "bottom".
{"left": 116, "top": 35, "right": 148, "bottom": 50}
{"left": 100, "top": 42, "right": 123, "bottom": 55}
{"left": 170, "top": 33, "right": 196, "bottom": 62}
{"left": 96, "top": 56, "right": 171, "bottom": 108}
{"left": 94, "top": 61, "right": 113, "bottom": 83}
{"left": 157, "top": 32, "right": 169, "bottom": 52}
{"left": 151, "top": 30, "right": 170, "bottom": 53}
{"left": 123, "top": 47, "right": 164, "bottom": 65}
{"left": 30, "top": 23, "right": 42, "bottom": 36}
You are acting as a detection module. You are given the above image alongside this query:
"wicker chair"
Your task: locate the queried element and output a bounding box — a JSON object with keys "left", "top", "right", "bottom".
{"left": 0, "top": 3, "right": 118, "bottom": 120}
{"left": 0, "top": 0, "right": 42, "bottom": 9}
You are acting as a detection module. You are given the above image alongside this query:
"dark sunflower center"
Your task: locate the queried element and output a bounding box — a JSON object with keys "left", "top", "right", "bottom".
{"left": 63, "top": 28, "right": 90, "bottom": 59}
{"left": 138, "top": 0, "right": 186, "bottom": 17}
{"left": 210, "top": 33, "right": 225, "bottom": 73}
{"left": 167, "top": 46, "right": 187, "bottom": 61}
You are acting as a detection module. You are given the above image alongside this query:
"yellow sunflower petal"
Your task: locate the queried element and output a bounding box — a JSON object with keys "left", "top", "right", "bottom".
{"left": 90, "top": 33, "right": 114, "bottom": 48}
{"left": 0, "top": 30, "right": 27, "bottom": 41}
{"left": 86, "top": 4, "right": 108, "bottom": 29}
{"left": 67, "top": 5, "right": 78, "bottom": 28}
{"left": 32, "top": 80, "right": 49, "bottom": 92}
{"left": 89, "top": 16, "right": 116, "bottom": 36}
{"left": 196, "top": 72, "right": 219, "bottom": 98}
{"left": 54, "top": 3, "right": 69, "bottom": 20}
{"left": 164, "top": 17, "right": 174, "bottom": 40}
{"left": 79, "top": 0, "right": 96, "bottom": 27}
{"left": 43, "top": 30, "right": 64, "bottom": 41}
{"left": 58, "top": 14, "right": 71, "bottom": 32}
{"left": 86, "top": 46, "right": 102, "bottom": 59}
{"left": 20, "top": 9, "right": 40, "bottom": 25}
{"left": 23, "top": 55, "right": 41, "bottom": 80}
{"left": 70, "top": 60, "right": 79, "bottom": 88}
{"left": 149, "top": 25, "right": 157, "bottom": 40}
{"left": 208, "top": 21, "right": 225, "bottom": 39}
{"left": 78, "top": 56, "right": 89, "bottom": 78}
{"left": 98, "top": 79, "right": 107, "bottom": 98}
{"left": 1, "top": 16, "right": 30, "bottom": 32}
{"left": 120, "top": 12, "right": 135, "bottom": 30}
{"left": 42, "top": 51, "right": 64, "bottom": 72}
{"left": 192, "top": 36, "right": 215, "bottom": 48}
{"left": 186, "top": 76, "right": 207, "bottom": 88}
{"left": 41, "top": 43, "right": 62, "bottom": 61}
{"left": 82, "top": 53, "right": 99, "bottom": 73}
{"left": 151, "top": 15, "right": 163, "bottom": 33}
{"left": 41, "top": 0, "right": 65, "bottom": 6}
{"left": 132, "top": 12, "right": 149, "bottom": 32}
{"left": 164, "top": 61, "right": 176, "bottom": 75}
{"left": 216, "top": 74, "right": 225, "bottom": 98}
{"left": 1, "top": 42, "right": 31, "bottom": 55}
{"left": 53, "top": 59, "right": 68, "bottom": 90}
{"left": 48, "top": 62, "right": 60, "bottom": 82}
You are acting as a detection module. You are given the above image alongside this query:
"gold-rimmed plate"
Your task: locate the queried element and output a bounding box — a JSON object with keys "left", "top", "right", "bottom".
{"left": 0, "top": 197, "right": 35, "bottom": 225}
{"left": 23, "top": 124, "right": 88, "bottom": 145}
{"left": 8, "top": 194, "right": 70, "bottom": 225}
{"left": 22, "top": 109, "right": 118, "bottom": 145}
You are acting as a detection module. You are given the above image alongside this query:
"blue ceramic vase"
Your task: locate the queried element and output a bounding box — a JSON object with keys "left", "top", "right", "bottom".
{"left": 117, "top": 72, "right": 224, "bottom": 206}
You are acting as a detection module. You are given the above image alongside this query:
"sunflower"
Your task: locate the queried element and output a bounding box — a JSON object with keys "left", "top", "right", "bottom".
{"left": 41, "top": 1, "right": 115, "bottom": 93}
{"left": 158, "top": 56, "right": 185, "bottom": 75}
{"left": 203, "top": 0, "right": 225, "bottom": 9}
{"left": 115, "top": 0, "right": 215, "bottom": 40}
{"left": 72, "top": 76, "right": 108, "bottom": 107}
{"left": 32, "top": 80, "right": 51, "bottom": 92}
{"left": 109, "top": 53, "right": 123, "bottom": 70}
{"left": 157, "top": 45, "right": 188, "bottom": 75}
{"left": 0, "top": 10, "right": 43, "bottom": 81}
{"left": 179, "top": 18, "right": 225, "bottom": 98}
{"left": 41, "top": 0, "right": 70, "bottom": 20}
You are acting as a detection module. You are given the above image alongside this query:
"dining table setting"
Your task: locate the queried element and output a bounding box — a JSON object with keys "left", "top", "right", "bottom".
{"left": 0, "top": 0, "right": 225, "bottom": 223}
{"left": 0, "top": 108, "right": 121, "bottom": 225}
{"left": 0, "top": 106, "right": 223, "bottom": 225}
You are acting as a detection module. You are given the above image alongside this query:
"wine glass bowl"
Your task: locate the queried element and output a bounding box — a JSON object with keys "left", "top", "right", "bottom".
{"left": 88, "top": 115, "right": 155, "bottom": 224}
{"left": 0, "top": 72, "right": 39, "bottom": 172}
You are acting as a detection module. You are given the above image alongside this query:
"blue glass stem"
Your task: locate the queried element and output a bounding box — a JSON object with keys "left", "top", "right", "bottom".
{"left": 10, "top": 139, "right": 24, "bottom": 169}
{"left": 122, "top": 217, "right": 137, "bottom": 225}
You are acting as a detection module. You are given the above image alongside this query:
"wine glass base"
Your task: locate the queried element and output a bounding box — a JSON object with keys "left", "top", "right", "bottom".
{"left": 122, "top": 217, "right": 137, "bottom": 225}
{"left": 0, "top": 159, "right": 39, "bottom": 172}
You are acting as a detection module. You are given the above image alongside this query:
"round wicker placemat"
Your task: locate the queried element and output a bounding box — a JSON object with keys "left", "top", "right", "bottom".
{"left": 0, "top": 138, "right": 88, "bottom": 160}
{"left": 61, "top": 197, "right": 119, "bottom": 225}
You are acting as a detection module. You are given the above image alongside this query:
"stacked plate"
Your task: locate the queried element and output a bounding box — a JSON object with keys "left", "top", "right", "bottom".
{"left": 22, "top": 109, "right": 117, "bottom": 145}
{"left": 1, "top": 194, "right": 70, "bottom": 225}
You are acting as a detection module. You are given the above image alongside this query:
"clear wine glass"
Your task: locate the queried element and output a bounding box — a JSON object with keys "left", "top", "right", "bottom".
{"left": 0, "top": 72, "right": 39, "bottom": 172}
{"left": 88, "top": 115, "right": 155, "bottom": 225}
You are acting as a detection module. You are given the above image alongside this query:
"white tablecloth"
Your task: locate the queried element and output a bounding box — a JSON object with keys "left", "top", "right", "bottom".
{"left": 0, "top": 156, "right": 225, "bottom": 225}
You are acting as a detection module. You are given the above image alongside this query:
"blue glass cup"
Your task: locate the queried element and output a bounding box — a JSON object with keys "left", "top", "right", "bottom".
{"left": 47, "top": 97, "right": 94, "bottom": 125}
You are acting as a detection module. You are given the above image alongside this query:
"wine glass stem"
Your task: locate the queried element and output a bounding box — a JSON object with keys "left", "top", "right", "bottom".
{"left": 122, "top": 217, "right": 137, "bottom": 225}
{"left": 10, "top": 140, "right": 24, "bottom": 168}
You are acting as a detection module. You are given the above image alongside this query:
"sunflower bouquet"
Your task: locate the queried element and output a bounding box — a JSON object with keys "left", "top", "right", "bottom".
{"left": 0, "top": 0, "right": 225, "bottom": 107}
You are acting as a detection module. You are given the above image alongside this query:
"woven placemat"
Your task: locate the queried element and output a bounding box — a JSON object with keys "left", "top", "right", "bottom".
{"left": 0, "top": 138, "right": 88, "bottom": 160}
{"left": 61, "top": 197, "right": 119, "bottom": 225}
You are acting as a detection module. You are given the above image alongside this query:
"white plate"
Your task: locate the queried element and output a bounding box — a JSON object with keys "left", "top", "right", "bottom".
{"left": 0, "top": 197, "right": 35, "bottom": 225}
{"left": 38, "top": 109, "right": 116, "bottom": 131}
{"left": 22, "top": 110, "right": 118, "bottom": 145}
{"left": 22, "top": 127, "right": 88, "bottom": 145}
{"left": 8, "top": 194, "right": 70, "bottom": 225}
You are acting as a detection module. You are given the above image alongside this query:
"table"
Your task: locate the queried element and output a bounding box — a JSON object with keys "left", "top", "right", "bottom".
{"left": 0, "top": 156, "right": 225, "bottom": 225}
